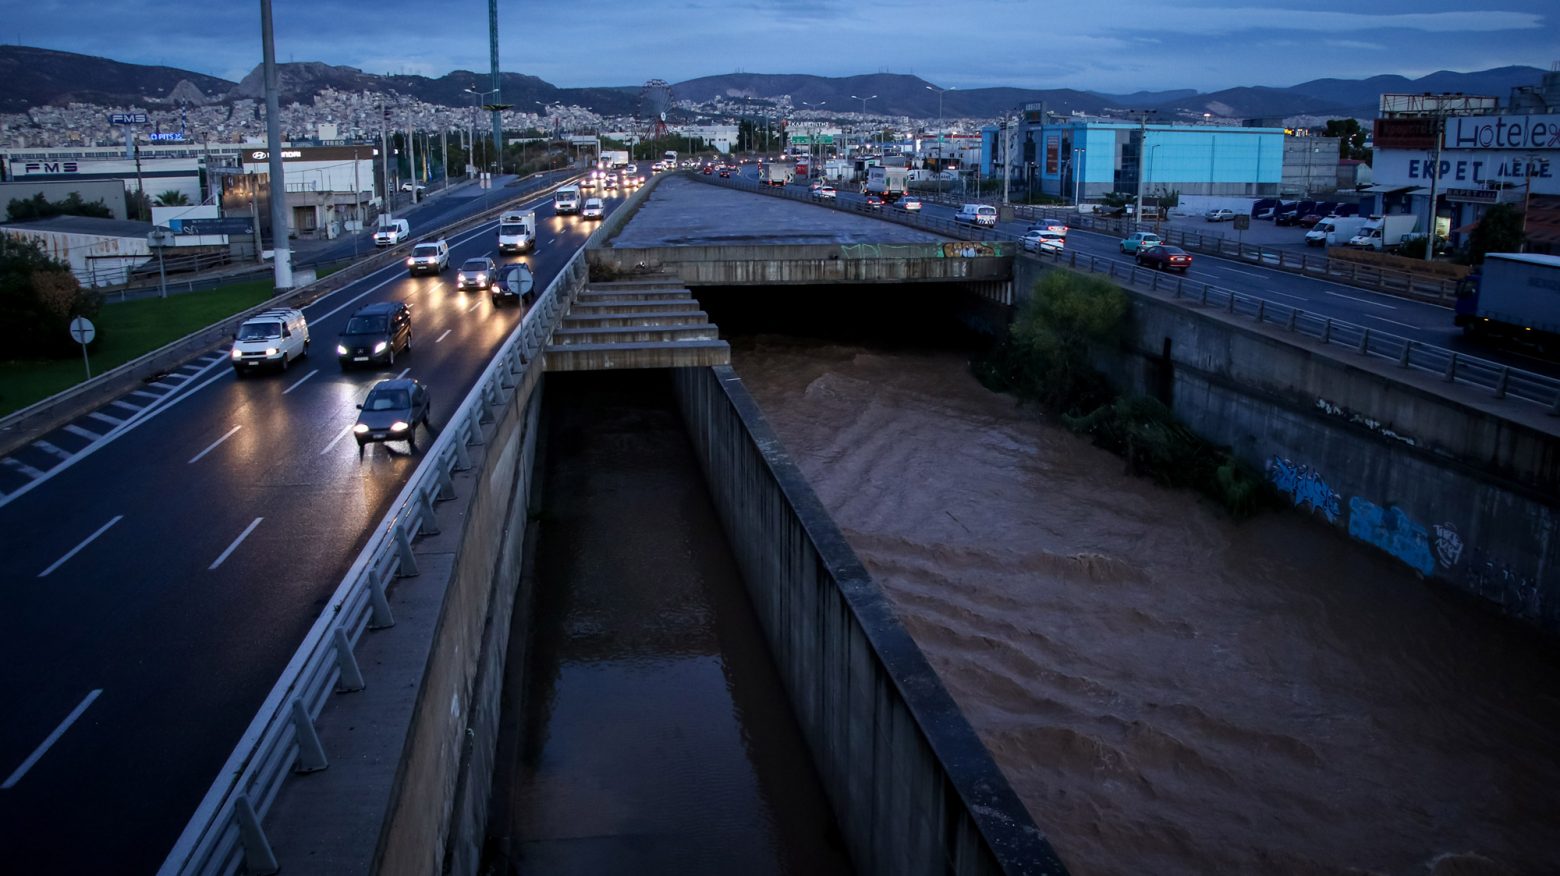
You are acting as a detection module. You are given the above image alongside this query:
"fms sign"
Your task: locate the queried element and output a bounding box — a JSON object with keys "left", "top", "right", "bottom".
{"left": 1446, "top": 114, "right": 1560, "bottom": 150}
{"left": 20, "top": 161, "right": 80, "bottom": 174}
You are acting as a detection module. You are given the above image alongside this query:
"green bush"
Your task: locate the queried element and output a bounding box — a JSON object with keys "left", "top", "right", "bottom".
{"left": 0, "top": 235, "right": 103, "bottom": 358}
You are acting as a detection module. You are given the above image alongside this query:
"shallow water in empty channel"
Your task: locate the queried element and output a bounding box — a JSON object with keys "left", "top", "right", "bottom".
{"left": 731, "top": 335, "right": 1560, "bottom": 876}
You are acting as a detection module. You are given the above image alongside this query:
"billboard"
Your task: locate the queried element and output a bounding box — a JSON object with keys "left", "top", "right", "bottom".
{"left": 1444, "top": 113, "right": 1560, "bottom": 150}
{"left": 1045, "top": 136, "right": 1059, "bottom": 174}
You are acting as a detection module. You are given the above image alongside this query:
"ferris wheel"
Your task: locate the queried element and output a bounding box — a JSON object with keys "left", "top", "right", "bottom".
{"left": 636, "top": 79, "right": 674, "bottom": 143}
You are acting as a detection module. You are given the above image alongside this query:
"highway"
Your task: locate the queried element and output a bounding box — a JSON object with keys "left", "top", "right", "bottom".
{"left": 0, "top": 173, "right": 625, "bottom": 873}
{"left": 725, "top": 162, "right": 1560, "bottom": 379}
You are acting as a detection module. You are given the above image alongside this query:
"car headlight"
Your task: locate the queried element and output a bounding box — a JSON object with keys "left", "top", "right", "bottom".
{"left": 474, "top": 273, "right": 486, "bottom": 282}
{"left": 373, "top": 341, "right": 388, "bottom": 354}
{"left": 353, "top": 424, "right": 369, "bottom": 434}
{"left": 337, "top": 344, "right": 349, "bottom": 356}
{"left": 230, "top": 348, "right": 242, "bottom": 359}
{"left": 406, "top": 257, "right": 415, "bottom": 266}
{"left": 265, "top": 347, "right": 279, "bottom": 358}
{"left": 390, "top": 421, "right": 409, "bottom": 432}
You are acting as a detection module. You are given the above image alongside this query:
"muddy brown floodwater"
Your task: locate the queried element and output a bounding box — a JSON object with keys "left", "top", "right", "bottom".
{"left": 731, "top": 335, "right": 1560, "bottom": 876}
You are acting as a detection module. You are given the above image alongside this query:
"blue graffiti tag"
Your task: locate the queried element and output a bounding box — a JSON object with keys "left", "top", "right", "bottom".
{"left": 1266, "top": 456, "right": 1342, "bottom": 523}
{"left": 1347, "top": 497, "right": 1436, "bottom": 576}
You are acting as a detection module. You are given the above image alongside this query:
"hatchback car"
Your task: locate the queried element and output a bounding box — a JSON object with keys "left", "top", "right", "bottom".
{"left": 1021, "top": 230, "right": 1066, "bottom": 253}
{"left": 899, "top": 197, "right": 923, "bottom": 211}
{"left": 582, "top": 198, "right": 605, "bottom": 219}
{"left": 354, "top": 378, "right": 431, "bottom": 456}
{"left": 456, "top": 257, "right": 498, "bottom": 291}
{"left": 1136, "top": 244, "right": 1193, "bottom": 272}
{"left": 1204, "top": 208, "right": 1236, "bottom": 222}
{"left": 814, "top": 185, "right": 837, "bottom": 200}
{"left": 1028, "top": 220, "right": 1069, "bottom": 236}
{"left": 337, "top": 301, "right": 412, "bottom": 369}
{"left": 865, "top": 195, "right": 884, "bottom": 209}
{"left": 1120, "top": 232, "right": 1163, "bottom": 254}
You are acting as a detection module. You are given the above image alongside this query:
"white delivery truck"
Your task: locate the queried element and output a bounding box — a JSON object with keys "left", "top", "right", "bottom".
{"left": 1348, "top": 215, "right": 1419, "bottom": 251}
{"left": 1304, "top": 215, "right": 1368, "bottom": 248}
{"left": 497, "top": 210, "right": 536, "bottom": 253}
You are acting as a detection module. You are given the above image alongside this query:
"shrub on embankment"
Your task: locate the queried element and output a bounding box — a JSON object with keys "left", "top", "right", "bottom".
{"left": 973, "top": 270, "right": 1272, "bottom": 518}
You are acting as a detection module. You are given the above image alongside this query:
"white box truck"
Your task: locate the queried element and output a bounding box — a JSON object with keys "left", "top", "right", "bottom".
{"left": 1347, "top": 215, "right": 1419, "bottom": 251}
{"left": 497, "top": 210, "right": 536, "bottom": 253}
{"left": 1304, "top": 215, "right": 1368, "bottom": 248}
{"left": 554, "top": 184, "right": 582, "bottom": 214}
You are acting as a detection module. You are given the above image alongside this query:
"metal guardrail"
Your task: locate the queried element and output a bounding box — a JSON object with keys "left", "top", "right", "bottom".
{"left": 702, "top": 173, "right": 1560, "bottom": 415}
{"left": 156, "top": 245, "right": 588, "bottom": 876}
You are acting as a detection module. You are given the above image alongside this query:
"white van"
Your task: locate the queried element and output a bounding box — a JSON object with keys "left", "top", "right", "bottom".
{"left": 956, "top": 203, "right": 998, "bottom": 227}
{"left": 373, "top": 218, "right": 409, "bottom": 246}
{"left": 554, "top": 184, "right": 582, "bottom": 214}
{"left": 1304, "top": 215, "right": 1368, "bottom": 248}
{"left": 231, "top": 308, "right": 310, "bottom": 374}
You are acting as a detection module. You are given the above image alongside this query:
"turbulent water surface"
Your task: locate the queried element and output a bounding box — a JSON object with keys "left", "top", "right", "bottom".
{"left": 730, "top": 334, "right": 1560, "bottom": 876}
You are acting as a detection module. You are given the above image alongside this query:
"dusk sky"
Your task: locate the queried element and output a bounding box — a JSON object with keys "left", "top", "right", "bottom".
{"left": 8, "top": 0, "right": 1555, "bottom": 95}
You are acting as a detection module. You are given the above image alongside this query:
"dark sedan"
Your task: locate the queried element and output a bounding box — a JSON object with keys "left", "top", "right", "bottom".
{"left": 354, "top": 378, "right": 432, "bottom": 456}
{"left": 336, "top": 300, "right": 412, "bottom": 369}
{"left": 493, "top": 263, "right": 535, "bottom": 307}
{"left": 1135, "top": 244, "right": 1193, "bottom": 272}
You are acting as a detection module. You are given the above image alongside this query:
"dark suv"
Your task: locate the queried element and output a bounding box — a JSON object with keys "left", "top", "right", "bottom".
{"left": 337, "top": 301, "right": 412, "bottom": 369}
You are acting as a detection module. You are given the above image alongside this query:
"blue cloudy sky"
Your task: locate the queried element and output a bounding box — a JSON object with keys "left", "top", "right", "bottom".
{"left": 8, "top": 0, "right": 1555, "bottom": 94}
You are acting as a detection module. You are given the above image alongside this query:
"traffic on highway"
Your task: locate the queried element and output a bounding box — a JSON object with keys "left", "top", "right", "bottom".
{"left": 0, "top": 172, "right": 625, "bottom": 872}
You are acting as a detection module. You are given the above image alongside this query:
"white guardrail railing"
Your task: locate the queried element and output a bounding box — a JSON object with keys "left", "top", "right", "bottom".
{"left": 700, "top": 174, "right": 1560, "bottom": 415}
{"left": 156, "top": 246, "right": 588, "bottom": 876}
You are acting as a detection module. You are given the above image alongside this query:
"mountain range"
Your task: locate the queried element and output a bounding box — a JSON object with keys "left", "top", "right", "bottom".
{"left": 0, "top": 45, "right": 1545, "bottom": 124}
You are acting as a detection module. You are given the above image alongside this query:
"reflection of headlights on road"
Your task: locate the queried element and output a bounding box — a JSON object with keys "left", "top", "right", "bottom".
{"left": 390, "top": 421, "right": 409, "bottom": 432}
{"left": 337, "top": 344, "right": 348, "bottom": 356}
{"left": 373, "top": 341, "right": 388, "bottom": 354}
{"left": 353, "top": 424, "right": 369, "bottom": 434}
{"left": 230, "top": 348, "right": 242, "bottom": 359}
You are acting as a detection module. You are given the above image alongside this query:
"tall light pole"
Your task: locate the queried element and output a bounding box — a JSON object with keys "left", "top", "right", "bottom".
{"left": 1147, "top": 143, "right": 1162, "bottom": 231}
{"left": 851, "top": 94, "right": 876, "bottom": 156}
{"left": 1128, "top": 109, "right": 1157, "bottom": 225}
{"left": 801, "top": 100, "right": 826, "bottom": 178}
{"left": 259, "top": 0, "right": 292, "bottom": 288}
{"left": 465, "top": 86, "right": 498, "bottom": 178}
{"left": 1072, "top": 147, "right": 1086, "bottom": 205}
{"left": 926, "top": 85, "right": 954, "bottom": 171}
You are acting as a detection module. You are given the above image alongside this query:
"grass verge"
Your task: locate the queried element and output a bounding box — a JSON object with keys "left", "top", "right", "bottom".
{"left": 0, "top": 278, "right": 280, "bottom": 417}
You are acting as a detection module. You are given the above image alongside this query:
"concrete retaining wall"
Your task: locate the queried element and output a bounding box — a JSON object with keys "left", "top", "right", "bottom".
{"left": 671, "top": 365, "right": 1069, "bottom": 876}
{"left": 1012, "top": 257, "right": 1560, "bottom": 633}
{"left": 593, "top": 243, "right": 1014, "bottom": 286}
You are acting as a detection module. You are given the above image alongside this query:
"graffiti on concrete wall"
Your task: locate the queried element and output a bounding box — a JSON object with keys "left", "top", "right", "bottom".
{"left": 1347, "top": 497, "right": 1436, "bottom": 576}
{"left": 1315, "top": 398, "right": 1417, "bottom": 447}
{"left": 1433, "top": 523, "right": 1464, "bottom": 569}
{"left": 1463, "top": 548, "right": 1541, "bottom": 617}
{"left": 1267, "top": 456, "right": 1342, "bottom": 523}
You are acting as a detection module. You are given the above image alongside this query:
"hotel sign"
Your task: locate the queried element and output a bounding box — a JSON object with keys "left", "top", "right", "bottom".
{"left": 1445, "top": 114, "right": 1560, "bottom": 150}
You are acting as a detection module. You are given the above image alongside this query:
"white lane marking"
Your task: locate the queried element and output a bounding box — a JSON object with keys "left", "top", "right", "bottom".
{"left": 1324, "top": 289, "right": 1397, "bottom": 309}
{"left": 466, "top": 300, "right": 483, "bottom": 313}
{"left": 131, "top": 390, "right": 163, "bottom": 400}
{"left": 2, "top": 689, "right": 103, "bottom": 789}
{"left": 87, "top": 411, "right": 124, "bottom": 427}
{"left": 2, "top": 457, "right": 46, "bottom": 478}
{"left": 33, "top": 441, "right": 72, "bottom": 461}
{"left": 282, "top": 369, "right": 319, "bottom": 395}
{"left": 308, "top": 274, "right": 405, "bottom": 324}
{"left": 395, "top": 368, "right": 410, "bottom": 380}
{"left": 37, "top": 515, "right": 124, "bottom": 578}
{"left": 110, "top": 400, "right": 143, "bottom": 414}
{"left": 321, "top": 424, "right": 355, "bottom": 455}
{"left": 63, "top": 424, "right": 100, "bottom": 441}
{"left": 1362, "top": 315, "right": 1424, "bottom": 330}
{"left": 151, "top": 380, "right": 183, "bottom": 390}
{"left": 209, "top": 517, "right": 264, "bottom": 570}
{"left": 188, "top": 425, "right": 242, "bottom": 464}
{"left": 436, "top": 329, "right": 452, "bottom": 343}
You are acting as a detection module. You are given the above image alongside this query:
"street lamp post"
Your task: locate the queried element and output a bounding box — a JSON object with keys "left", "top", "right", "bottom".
{"left": 464, "top": 86, "right": 500, "bottom": 179}
{"left": 925, "top": 84, "right": 954, "bottom": 171}
{"left": 1072, "top": 147, "right": 1086, "bottom": 205}
{"left": 801, "top": 100, "right": 826, "bottom": 178}
{"left": 850, "top": 94, "right": 876, "bottom": 156}
{"left": 1147, "top": 143, "right": 1162, "bottom": 232}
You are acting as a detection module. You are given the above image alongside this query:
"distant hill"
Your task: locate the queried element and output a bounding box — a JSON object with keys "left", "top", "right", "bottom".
{"left": 0, "top": 45, "right": 1545, "bottom": 124}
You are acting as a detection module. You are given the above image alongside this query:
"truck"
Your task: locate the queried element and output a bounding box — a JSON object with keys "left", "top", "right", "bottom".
{"left": 1454, "top": 253, "right": 1560, "bottom": 355}
{"left": 865, "top": 165, "right": 909, "bottom": 202}
{"left": 600, "top": 150, "right": 629, "bottom": 169}
{"left": 496, "top": 210, "right": 536, "bottom": 254}
{"left": 1304, "top": 215, "right": 1368, "bottom": 248}
{"left": 1347, "top": 214, "right": 1419, "bottom": 251}
{"left": 763, "top": 161, "right": 794, "bottom": 186}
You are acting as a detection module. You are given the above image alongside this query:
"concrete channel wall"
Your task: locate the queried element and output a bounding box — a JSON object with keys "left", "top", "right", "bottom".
{"left": 1010, "top": 257, "right": 1560, "bottom": 633}
{"left": 594, "top": 242, "right": 1014, "bottom": 286}
{"left": 672, "top": 365, "right": 1070, "bottom": 876}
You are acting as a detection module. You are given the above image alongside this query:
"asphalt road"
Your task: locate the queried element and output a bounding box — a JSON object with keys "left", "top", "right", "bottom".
{"left": 0, "top": 174, "right": 624, "bottom": 874}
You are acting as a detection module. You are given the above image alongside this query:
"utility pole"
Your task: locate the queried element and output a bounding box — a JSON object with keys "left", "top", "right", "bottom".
{"left": 441, "top": 129, "right": 448, "bottom": 189}
{"left": 380, "top": 96, "right": 391, "bottom": 216}
{"left": 1423, "top": 98, "right": 1450, "bottom": 262}
{"left": 260, "top": 0, "right": 293, "bottom": 288}
{"left": 406, "top": 110, "right": 417, "bottom": 205}
{"left": 352, "top": 146, "right": 361, "bottom": 257}
{"left": 132, "top": 138, "right": 147, "bottom": 220}
{"left": 1130, "top": 110, "right": 1156, "bottom": 226}
{"left": 488, "top": 0, "right": 502, "bottom": 172}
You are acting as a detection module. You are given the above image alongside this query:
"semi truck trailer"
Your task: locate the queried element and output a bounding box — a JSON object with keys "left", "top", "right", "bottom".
{"left": 1454, "top": 252, "right": 1560, "bottom": 355}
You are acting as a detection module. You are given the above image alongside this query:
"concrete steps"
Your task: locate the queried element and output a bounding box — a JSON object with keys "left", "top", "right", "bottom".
{"left": 545, "top": 281, "right": 729, "bottom": 371}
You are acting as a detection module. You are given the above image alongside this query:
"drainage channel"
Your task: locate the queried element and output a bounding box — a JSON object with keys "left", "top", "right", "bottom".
{"left": 484, "top": 369, "right": 854, "bottom": 874}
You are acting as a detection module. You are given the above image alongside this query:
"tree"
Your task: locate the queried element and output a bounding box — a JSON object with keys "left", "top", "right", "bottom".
{"left": 1323, "top": 118, "right": 1371, "bottom": 162}
{"left": 1463, "top": 203, "right": 1527, "bottom": 265}
{"left": 6, "top": 192, "right": 114, "bottom": 222}
{"left": 0, "top": 235, "right": 102, "bottom": 358}
{"left": 154, "top": 190, "right": 190, "bottom": 206}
